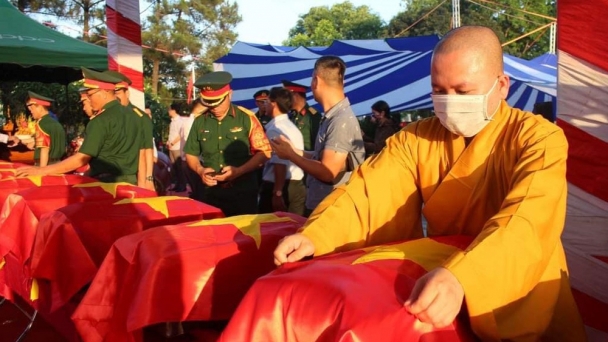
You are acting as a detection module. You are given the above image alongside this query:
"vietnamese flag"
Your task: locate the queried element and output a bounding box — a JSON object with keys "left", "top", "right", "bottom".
{"left": 30, "top": 196, "right": 223, "bottom": 313}
{"left": 0, "top": 183, "right": 158, "bottom": 304}
{"left": 72, "top": 212, "right": 307, "bottom": 342}
{"left": 0, "top": 174, "right": 97, "bottom": 205}
{"left": 220, "top": 236, "right": 478, "bottom": 342}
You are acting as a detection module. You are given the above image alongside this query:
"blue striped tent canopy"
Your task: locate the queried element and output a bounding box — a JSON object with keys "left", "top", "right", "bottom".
{"left": 214, "top": 36, "right": 556, "bottom": 115}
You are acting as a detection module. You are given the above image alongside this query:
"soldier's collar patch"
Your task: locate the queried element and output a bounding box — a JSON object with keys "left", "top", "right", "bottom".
{"left": 300, "top": 108, "right": 306, "bottom": 115}
{"left": 230, "top": 127, "right": 243, "bottom": 133}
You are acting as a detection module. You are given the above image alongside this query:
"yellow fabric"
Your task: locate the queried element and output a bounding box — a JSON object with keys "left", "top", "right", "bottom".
{"left": 0, "top": 257, "right": 5, "bottom": 269}
{"left": 113, "top": 196, "right": 184, "bottom": 218}
{"left": 73, "top": 182, "right": 131, "bottom": 198}
{"left": 301, "top": 101, "right": 586, "bottom": 341}
{"left": 30, "top": 278, "right": 39, "bottom": 301}
{"left": 189, "top": 213, "right": 295, "bottom": 249}
{"left": 352, "top": 238, "right": 459, "bottom": 271}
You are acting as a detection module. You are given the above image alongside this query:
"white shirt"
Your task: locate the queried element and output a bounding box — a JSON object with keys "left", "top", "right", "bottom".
{"left": 0, "top": 133, "right": 8, "bottom": 144}
{"left": 262, "top": 114, "right": 305, "bottom": 182}
{"left": 168, "top": 116, "right": 184, "bottom": 151}
{"left": 180, "top": 114, "right": 196, "bottom": 160}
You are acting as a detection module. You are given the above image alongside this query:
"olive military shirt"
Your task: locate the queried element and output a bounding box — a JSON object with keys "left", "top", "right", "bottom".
{"left": 34, "top": 114, "right": 66, "bottom": 161}
{"left": 184, "top": 104, "right": 271, "bottom": 190}
{"left": 291, "top": 104, "right": 322, "bottom": 151}
{"left": 79, "top": 100, "right": 141, "bottom": 177}
{"left": 128, "top": 103, "right": 153, "bottom": 149}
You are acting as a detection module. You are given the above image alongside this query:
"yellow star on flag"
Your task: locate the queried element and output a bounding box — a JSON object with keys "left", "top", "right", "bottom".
{"left": 352, "top": 238, "right": 459, "bottom": 271}
{"left": 113, "top": 196, "right": 184, "bottom": 218}
{"left": 0, "top": 257, "right": 5, "bottom": 269}
{"left": 26, "top": 175, "right": 43, "bottom": 186}
{"left": 189, "top": 214, "right": 295, "bottom": 249}
{"left": 73, "top": 182, "right": 132, "bottom": 198}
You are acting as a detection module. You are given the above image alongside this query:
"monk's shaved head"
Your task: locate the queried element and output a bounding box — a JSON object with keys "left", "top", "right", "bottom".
{"left": 433, "top": 26, "right": 503, "bottom": 74}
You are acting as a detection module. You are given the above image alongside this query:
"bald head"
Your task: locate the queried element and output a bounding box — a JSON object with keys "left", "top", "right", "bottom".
{"left": 433, "top": 26, "right": 503, "bottom": 74}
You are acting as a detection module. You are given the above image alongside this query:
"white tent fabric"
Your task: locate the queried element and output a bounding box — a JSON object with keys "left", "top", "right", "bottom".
{"left": 214, "top": 36, "right": 556, "bottom": 115}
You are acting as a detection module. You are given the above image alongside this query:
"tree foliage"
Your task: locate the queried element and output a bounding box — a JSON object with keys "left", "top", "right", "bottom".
{"left": 142, "top": 0, "right": 241, "bottom": 96}
{"left": 388, "top": 0, "right": 556, "bottom": 59}
{"left": 284, "top": 1, "right": 385, "bottom": 47}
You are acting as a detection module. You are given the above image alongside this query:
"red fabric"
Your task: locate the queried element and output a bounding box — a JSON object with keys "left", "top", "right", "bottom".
{"left": 220, "top": 236, "right": 477, "bottom": 342}
{"left": 29, "top": 197, "right": 223, "bottom": 313}
{"left": 0, "top": 175, "right": 97, "bottom": 210}
{"left": 105, "top": 5, "right": 142, "bottom": 46}
{"left": 108, "top": 57, "right": 144, "bottom": 92}
{"left": 187, "top": 69, "right": 194, "bottom": 104}
{"left": 200, "top": 84, "right": 231, "bottom": 99}
{"left": 71, "top": 213, "right": 306, "bottom": 342}
{"left": 571, "top": 288, "right": 608, "bottom": 333}
{"left": 0, "top": 184, "right": 157, "bottom": 303}
{"left": 558, "top": 0, "right": 608, "bottom": 74}
{"left": 557, "top": 119, "right": 608, "bottom": 203}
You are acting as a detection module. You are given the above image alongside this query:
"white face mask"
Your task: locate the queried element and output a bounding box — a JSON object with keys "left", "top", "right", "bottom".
{"left": 431, "top": 79, "right": 499, "bottom": 137}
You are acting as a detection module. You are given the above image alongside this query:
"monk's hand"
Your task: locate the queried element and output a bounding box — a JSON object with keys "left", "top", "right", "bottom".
{"left": 270, "top": 135, "right": 298, "bottom": 160}
{"left": 199, "top": 167, "right": 217, "bottom": 187}
{"left": 214, "top": 166, "right": 240, "bottom": 182}
{"left": 16, "top": 166, "right": 41, "bottom": 177}
{"left": 274, "top": 233, "right": 315, "bottom": 266}
{"left": 404, "top": 267, "right": 464, "bottom": 328}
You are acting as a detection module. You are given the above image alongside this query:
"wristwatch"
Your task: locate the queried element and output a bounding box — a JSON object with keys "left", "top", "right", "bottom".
{"left": 146, "top": 175, "right": 154, "bottom": 182}
{"left": 274, "top": 190, "right": 283, "bottom": 197}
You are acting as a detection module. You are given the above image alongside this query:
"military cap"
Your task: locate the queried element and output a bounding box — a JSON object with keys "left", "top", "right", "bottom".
{"left": 194, "top": 71, "right": 233, "bottom": 106}
{"left": 103, "top": 70, "right": 132, "bottom": 90}
{"left": 253, "top": 89, "right": 269, "bottom": 101}
{"left": 81, "top": 67, "right": 122, "bottom": 90}
{"left": 281, "top": 80, "right": 308, "bottom": 94}
{"left": 27, "top": 91, "right": 54, "bottom": 107}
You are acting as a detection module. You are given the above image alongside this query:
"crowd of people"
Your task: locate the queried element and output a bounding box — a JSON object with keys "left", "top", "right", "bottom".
{"left": 1, "top": 25, "right": 585, "bottom": 340}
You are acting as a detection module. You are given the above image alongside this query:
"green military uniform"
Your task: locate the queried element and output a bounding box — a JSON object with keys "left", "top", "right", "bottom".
{"left": 291, "top": 104, "right": 321, "bottom": 151}
{"left": 128, "top": 103, "right": 153, "bottom": 149}
{"left": 253, "top": 89, "right": 272, "bottom": 129}
{"left": 281, "top": 80, "right": 322, "bottom": 151}
{"left": 34, "top": 115, "right": 66, "bottom": 164}
{"left": 184, "top": 71, "right": 271, "bottom": 217}
{"left": 78, "top": 68, "right": 141, "bottom": 185}
{"left": 27, "top": 91, "right": 66, "bottom": 165}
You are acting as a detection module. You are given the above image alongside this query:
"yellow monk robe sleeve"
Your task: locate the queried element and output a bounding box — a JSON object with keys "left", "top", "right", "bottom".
{"left": 301, "top": 126, "right": 425, "bottom": 256}
{"left": 443, "top": 126, "right": 569, "bottom": 336}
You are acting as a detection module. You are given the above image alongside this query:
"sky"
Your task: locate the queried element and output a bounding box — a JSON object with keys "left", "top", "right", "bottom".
{"left": 233, "top": 0, "right": 405, "bottom": 45}
{"left": 26, "top": 0, "right": 405, "bottom": 47}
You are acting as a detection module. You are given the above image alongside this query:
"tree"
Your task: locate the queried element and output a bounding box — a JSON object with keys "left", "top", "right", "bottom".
{"left": 142, "top": 0, "right": 241, "bottom": 96}
{"left": 284, "top": 1, "right": 386, "bottom": 47}
{"left": 388, "top": 0, "right": 555, "bottom": 59}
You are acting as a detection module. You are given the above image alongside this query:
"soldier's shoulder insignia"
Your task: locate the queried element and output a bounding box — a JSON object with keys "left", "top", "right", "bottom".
{"left": 237, "top": 106, "right": 256, "bottom": 117}
{"left": 133, "top": 107, "right": 144, "bottom": 117}
{"left": 309, "top": 107, "right": 318, "bottom": 115}
{"left": 230, "top": 127, "right": 243, "bottom": 133}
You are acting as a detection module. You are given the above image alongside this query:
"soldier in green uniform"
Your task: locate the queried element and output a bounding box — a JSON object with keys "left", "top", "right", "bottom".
{"left": 103, "top": 70, "right": 155, "bottom": 191}
{"left": 282, "top": 80, "right": 322, "bottom": 151}
{"left": 184, "top": 71, "right": 271, "bottom": 217}
{"left": 24, "top": 91, "right": 66, "bottom": 166}
{"left": 253, "top": 89, "right": 272, "bottom": 129}
{"left": 17, "top": 68, "right": 141, "bottom": 185}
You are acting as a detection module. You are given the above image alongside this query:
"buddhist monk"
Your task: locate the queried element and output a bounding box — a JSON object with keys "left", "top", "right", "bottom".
{"left": 274, "top": 26, "right": 586, "bottom": 341}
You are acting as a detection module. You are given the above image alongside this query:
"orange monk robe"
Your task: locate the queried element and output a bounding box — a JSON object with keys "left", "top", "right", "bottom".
{"left": 301, "top": 101, "right": 586, "bottom": 341}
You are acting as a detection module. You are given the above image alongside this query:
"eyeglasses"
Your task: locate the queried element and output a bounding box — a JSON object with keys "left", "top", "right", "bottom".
{"left": 85, "top": 89, "right": 102, "bottom": 98}
{"left": 200, "top": 95, "right": 227, "bottom": 109}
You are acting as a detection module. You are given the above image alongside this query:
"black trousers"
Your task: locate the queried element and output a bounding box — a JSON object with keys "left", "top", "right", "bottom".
{"left": 203, "top": 184, "right": 258, "bottom": 217}
{"left": 258, "top": 179, "right": 306, "bottom": 216}
{"left": 185, "top": 166, "right": 205, "bottom": 202}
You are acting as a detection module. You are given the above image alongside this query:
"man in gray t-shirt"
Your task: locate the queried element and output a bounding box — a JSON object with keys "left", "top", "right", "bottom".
{"left": 271, "top": 56, "right": 365, "bottom": 215}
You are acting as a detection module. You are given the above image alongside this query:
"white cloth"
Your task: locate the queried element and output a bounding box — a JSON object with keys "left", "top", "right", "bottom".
{"left": 168, "top": 116, "right": 184, "bottom": 151}
{"left": 262, "top": 114, "right": 305, "bottom": 182}
{"left": 0, "top": 133, "right": 8, "bottom": 144}
{"left": 180, "top": 114, "right": 196, "bottom": 160}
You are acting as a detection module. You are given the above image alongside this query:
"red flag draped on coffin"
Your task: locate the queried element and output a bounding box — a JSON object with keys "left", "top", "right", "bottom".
{"left": 72, "top": 212, "right": 306, "bottom": 342}
{"left": 0, "top": 175, "right": 97, "bottom": 205}
{"left": 29, "top": 196, "right": 223, "bottom": 313}
{"left": 0, "top": 183, "right": 158, "bottom": 304}
{"left": 220, "top": 236, "right": 478, "bottom": 342}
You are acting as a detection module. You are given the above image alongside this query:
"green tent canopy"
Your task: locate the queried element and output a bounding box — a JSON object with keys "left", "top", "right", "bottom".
{"left": 0, "top": 0, "right": 108, "bottom": 84}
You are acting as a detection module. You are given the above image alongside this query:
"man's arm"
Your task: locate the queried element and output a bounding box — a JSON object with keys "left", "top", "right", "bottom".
{"left": 17, "top": 152, "right": 91, "bottom": 176}
{"left": 288, "top": 148, "right": 347, "bottom": 184}
{"left": 275, "top": 129, "right": 423, "bottom": 262}
{"left": 137, "top": 149, "right": 146, "bottom": 187}
{"left": 144, "top": 148, "right": 154, "bottom": 190}
{"left": 38, "top": 147, "right": 49, "bottom": 167}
